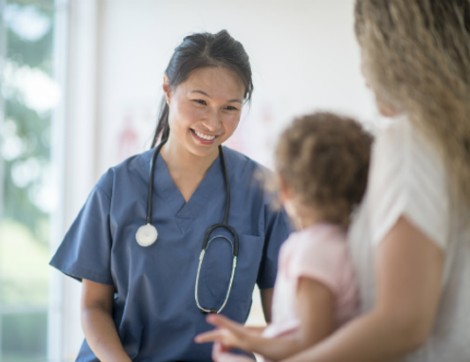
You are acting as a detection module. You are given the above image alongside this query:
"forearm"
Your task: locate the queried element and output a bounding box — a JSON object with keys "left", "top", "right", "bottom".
{"left": 247, "top": 332, "right": 319, "bottom": 361}
{"left": 282, "top": 310, "right": 424, "bottom": 362}
{"left": 81, "top": 307, "right": 131, "bottom": 362}
{"left": 260, "top": 288, "right": 273, "bottom": 323}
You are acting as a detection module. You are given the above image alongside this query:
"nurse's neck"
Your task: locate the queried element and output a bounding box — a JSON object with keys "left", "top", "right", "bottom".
{"left": 160, "top": 141, "right": 219, "bottom": 202}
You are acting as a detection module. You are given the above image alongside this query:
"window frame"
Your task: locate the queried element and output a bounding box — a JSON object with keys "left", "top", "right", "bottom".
{"left": 48, "top": 0, "right": 101, "bottom": 360}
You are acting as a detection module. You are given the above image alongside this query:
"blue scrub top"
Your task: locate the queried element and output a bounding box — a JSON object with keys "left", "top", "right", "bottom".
{"left": 50, "top": 146, "right": 291, "bottom": 362}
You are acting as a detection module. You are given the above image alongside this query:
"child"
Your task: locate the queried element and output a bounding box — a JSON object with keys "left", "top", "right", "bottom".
{"left": 195, "top": 111, "right": 373, "bottom": 361}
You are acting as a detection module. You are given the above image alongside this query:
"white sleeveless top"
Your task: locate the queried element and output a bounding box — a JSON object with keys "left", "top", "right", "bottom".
{"left": 348, "top": 116, "right": 470, "bottom": 362}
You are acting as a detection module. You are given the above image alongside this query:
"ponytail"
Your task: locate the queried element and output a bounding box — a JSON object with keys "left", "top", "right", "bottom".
{"left": 151, "top": 98, "right": 170, "bottom": 148}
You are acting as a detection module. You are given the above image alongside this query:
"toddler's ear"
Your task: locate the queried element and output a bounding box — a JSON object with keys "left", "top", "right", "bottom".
{"left": 277, "top": 176, "right": 297, "bottom": 221}
{"left": 277, "top": 175, "right": 292, "bottom": 203}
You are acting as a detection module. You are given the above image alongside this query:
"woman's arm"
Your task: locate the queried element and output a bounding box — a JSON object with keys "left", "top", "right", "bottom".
{"left": 196, "top": 277, "right": 335, "bottom": 361}
{"left": 81, "top": 279, "right": 131, "bottom": 362}
{"left": 260, "top": 288, "right": 273, "bottom": 323}
{"left": 282, "top": 216, "right": 444, "bottom": 362}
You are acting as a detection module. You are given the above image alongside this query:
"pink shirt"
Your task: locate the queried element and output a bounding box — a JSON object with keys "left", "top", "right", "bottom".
{"left": 263, "top": 223, "right": 359, "bottom": 338}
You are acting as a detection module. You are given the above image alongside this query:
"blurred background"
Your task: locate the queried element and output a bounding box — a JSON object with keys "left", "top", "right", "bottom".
{"left": 0, "top": 0, "right": 381, "bottom": 361}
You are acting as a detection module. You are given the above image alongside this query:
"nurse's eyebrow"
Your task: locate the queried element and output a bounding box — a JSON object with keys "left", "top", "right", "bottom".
{"left": 190, "top": 90, "right": 243, "bottom": 103}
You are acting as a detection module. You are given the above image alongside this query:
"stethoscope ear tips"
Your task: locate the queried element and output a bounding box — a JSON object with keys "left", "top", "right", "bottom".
{"left": 136, "top": 223, "right": 158, "bottom": 247}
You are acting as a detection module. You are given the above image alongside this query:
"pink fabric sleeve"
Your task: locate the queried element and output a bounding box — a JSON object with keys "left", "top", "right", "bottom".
{"left": 290, "top": 234, "right": 348, "bottom": 296}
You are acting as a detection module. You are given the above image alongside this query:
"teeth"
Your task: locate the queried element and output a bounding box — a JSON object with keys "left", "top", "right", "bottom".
{"left": 194, "top": 130, "right": 215, "bottom": 141}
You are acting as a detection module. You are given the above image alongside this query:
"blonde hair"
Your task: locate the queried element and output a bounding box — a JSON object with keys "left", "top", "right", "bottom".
{"left": 355, "top": 0, "right": 470, "bottom": 208}
{"left": 275, "top": 112, "right": 373, "bottom": 228}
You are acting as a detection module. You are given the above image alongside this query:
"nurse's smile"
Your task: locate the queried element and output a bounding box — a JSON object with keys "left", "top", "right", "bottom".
{"left": 191, "top": 129, "right": 218, "bottom": 144}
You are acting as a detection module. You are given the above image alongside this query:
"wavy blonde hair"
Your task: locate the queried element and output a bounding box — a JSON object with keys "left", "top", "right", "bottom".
{"left": 355, "top": 0, "right": 470, "bottom": 208}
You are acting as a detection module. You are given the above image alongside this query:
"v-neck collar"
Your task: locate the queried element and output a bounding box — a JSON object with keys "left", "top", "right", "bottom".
{"left": 154, "top": 151, "right": 227, "bottom": 232}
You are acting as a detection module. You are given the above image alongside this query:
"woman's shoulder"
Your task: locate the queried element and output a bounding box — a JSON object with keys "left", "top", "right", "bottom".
{"left": 110, "top": 149, "right": 153, "bottom": 173}
{"left": 222, "top": 146, "right": 271, "bottom": 175}
{"left": 222, "top": 146, "right": 274, "bottom": 194}
{"left": 372, "top": 116, "right": 445, "bottom": 186}
{"left": 96, "top": 150, "right": 153, "bottom": 190}
{"left": 375, "top": 116, "right": 437, "bottom": 157}
{"left": 367, "top": 115, "right": 449, "bottom": 247}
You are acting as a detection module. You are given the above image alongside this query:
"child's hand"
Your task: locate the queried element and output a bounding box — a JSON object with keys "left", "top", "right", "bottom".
{"left": 212, "top": 342, "right": 256, "bottom": 362}
{"left": 194, "top": 314, "right": 254, "bottom": 351}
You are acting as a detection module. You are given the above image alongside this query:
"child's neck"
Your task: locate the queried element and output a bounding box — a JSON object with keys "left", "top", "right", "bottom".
{"left": 293, "top": 212, "right": 324, "bottom": 230}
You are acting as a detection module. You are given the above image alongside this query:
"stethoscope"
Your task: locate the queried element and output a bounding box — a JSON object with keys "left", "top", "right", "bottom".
{"left": 135, "top": 142, "right": 239, "bottom": 314}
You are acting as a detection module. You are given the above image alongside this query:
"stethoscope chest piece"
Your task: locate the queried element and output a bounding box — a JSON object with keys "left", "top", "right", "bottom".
{"left": 136, "top": 223, "right": 158, "bottom": 247}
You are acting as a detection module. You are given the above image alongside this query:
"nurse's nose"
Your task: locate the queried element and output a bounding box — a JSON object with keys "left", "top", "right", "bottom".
{"left": 201, "top": 109, "right": 222, "bottom": 131}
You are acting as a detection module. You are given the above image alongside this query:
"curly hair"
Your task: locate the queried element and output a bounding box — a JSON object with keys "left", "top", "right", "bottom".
{"left": 275, "top": 112, "right": 373, "bottom": 228}
{"left": 354, "top": 0, "right": 470, "bottom": 209}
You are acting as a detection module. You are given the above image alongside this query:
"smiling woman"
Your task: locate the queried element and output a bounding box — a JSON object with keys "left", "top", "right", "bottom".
{"left": 50, "top": 30, "right": 291, "bottom": 362}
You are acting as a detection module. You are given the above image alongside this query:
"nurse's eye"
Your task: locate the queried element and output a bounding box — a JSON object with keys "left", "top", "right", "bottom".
{"left": 193, "top": 99, "right": 207, "bottom": 106}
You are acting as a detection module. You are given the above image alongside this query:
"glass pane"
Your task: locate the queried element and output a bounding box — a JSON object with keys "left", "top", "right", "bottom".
{"left": 0, "top": 0, "right": 56, "bottom": 360}
{"left": 1, "top": 311, "right": 47, "bottom": 362}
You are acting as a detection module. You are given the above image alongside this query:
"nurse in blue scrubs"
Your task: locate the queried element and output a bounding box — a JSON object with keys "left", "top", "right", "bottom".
{"left": 50, "top": 29, "right": 291, "bottom": 362}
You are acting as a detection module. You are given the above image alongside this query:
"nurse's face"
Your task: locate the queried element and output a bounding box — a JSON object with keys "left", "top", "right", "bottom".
{"left": 164, "top": 66, "right": 246, "bottom": 159}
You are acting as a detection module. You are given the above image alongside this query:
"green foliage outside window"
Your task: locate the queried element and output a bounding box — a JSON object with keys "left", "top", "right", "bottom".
{"left": 1, "top": 0, "right": 57, "bottom": 360}
{"left": 2, "top": 1, "right": 54, "bottom": 238}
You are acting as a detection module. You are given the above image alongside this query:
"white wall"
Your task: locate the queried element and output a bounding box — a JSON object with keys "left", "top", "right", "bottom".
{"left": 96, "top": 0, "right": 378, "bottom": 171}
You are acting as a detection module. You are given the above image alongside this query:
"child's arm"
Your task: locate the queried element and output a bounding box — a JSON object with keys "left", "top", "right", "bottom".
{"left": 195, "top": 276, "right": 335, "bottom": 361}
{"left": 281, "top": 217, "right": 444, "bottom": 362}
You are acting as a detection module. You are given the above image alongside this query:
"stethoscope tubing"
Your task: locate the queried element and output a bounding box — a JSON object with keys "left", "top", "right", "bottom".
{"left": 139, "top": 142, "right": 239, "bottom": 314}
{"left": 146, "top": 141, "right": 166, "bottom": 225}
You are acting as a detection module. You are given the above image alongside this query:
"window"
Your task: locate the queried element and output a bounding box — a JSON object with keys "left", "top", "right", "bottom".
{"left": 0, "top": 0, "right": 63, "bottom": 360}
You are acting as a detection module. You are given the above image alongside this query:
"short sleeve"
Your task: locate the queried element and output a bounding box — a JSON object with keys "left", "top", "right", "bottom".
{"left": 290, "top": 231, "right": 349, "bottom": 295}
{"left": 256, "top": 207, "right": 292, "bottom": 289}
{"left": 49, "top": 171, "right": 114, "bottom": 284}
{"left": 368, "top": 118, "right": 449, "bottom": 249}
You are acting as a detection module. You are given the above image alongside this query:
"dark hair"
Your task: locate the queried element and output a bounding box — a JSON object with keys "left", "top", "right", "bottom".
{"left": 151, "top": 30, "right": 254, "bottom": 147}
{"left": 275, "top": 112, "right": 373, "bottom": 228}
